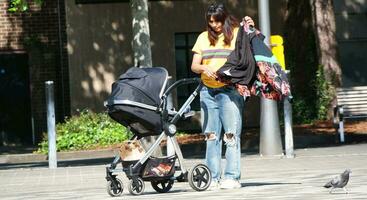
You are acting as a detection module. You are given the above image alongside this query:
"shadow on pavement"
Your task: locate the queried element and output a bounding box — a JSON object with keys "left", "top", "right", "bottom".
{"left": 0, "top": 157, "right": 114, "bottom": 170}
{"left": 242, "top": 182, "right": 301, "bottom": 187}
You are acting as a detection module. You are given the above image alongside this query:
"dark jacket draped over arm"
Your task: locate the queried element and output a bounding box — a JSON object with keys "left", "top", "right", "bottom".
{"left": 216, "top": 26, "right": 257, "bottom": 86}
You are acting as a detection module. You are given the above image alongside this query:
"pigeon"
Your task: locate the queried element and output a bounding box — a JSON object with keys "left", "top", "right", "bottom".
{"left": 324, "top": 169, "right": 351, "bottom": 193}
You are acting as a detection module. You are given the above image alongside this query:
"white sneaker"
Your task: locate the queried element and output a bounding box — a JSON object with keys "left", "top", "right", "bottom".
{"left": 208, "top": 180, "right": 220, "bottom": 191}
{"left": 220, "top": 179, "right": 241, "bottom": 189}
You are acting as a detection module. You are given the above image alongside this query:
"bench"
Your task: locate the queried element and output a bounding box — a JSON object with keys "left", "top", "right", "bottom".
{"left": 333, "top": 86, "right": 367, "bottom": 142}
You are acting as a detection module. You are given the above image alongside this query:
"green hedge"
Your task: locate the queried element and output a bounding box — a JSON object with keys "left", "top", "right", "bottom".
{"left": 37, "top": 110, "right": 132, "bottom": 154}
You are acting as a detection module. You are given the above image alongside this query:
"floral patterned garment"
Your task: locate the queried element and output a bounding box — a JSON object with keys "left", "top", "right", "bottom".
{"left": 236, "top": 23, "right": 292, "bottom": 101}
{"left": 236, "top": 61, "right": 291, "bottom": 101}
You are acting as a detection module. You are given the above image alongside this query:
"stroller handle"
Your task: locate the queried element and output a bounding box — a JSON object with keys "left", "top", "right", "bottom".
{"left": 160, "top": 77, "right": 202, "bottom": 126}
{"left": 162, "top": 77, "right": 201, "bottom": 98}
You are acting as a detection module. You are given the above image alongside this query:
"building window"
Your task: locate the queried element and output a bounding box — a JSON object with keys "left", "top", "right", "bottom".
{"left": 174, "top": 32, "right": 200, "bottom": 110}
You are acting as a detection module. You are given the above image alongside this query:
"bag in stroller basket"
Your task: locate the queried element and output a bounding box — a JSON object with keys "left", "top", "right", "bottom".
{"left": 105, "top": 67, "right": 212, "bottom": 196}
{"left": 142, "top": 156, "right": 176, "bottom": 178}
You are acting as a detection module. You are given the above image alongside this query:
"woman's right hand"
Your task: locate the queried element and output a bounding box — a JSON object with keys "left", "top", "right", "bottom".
{"left": 203, "top": 67, "right": 217, "bottom": 79}
{"left": 191, "top": 53, "right": 217, "bottom": 79}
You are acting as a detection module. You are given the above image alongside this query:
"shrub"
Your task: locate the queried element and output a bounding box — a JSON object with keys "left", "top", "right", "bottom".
{"left": 314, "top": 65, "right": 333, "bottom": 120}
{"left": 37, "top": 110, "right": 132, "bottom": 154}
{"left": 290, "top": 65, "right": 334, "bottom": 124}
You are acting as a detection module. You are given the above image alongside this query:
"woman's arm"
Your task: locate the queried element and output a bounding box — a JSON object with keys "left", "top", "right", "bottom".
{"left": 191, "top": 54, "right": 217, "bottom": 79}
{"left": 191, "top": 53, "right": 205, "bottom": 74}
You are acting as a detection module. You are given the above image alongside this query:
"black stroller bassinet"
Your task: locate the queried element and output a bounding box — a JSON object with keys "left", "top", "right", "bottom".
{"left": 105, "top": 67, "right": 212, "bottom": 196}
{"left": 106, "top": 67, "right": 168, "bottom": 137}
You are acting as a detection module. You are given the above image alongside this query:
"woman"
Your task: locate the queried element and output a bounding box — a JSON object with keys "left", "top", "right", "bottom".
{"left": 191, "top": 3, "right": 255, "bottom": 189}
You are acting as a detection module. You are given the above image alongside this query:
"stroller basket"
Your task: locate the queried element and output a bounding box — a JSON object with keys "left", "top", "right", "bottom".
{"left": 142, "top": 155, "right": 176, "bottom": 179}
{"left": 106, "top": 67, "right": 169, "bottom": 137}
{"left": 120, "top": 155, "right": 176, "bottom": 180}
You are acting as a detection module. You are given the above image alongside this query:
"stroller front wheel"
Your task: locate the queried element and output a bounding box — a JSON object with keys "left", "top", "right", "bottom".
{"left": 106, "top": 178, "right": 123, "bottom": 197}
{"left": 151, "top": 179, "right": 174, "bottom": 193}
{"left": 128, "top": 177, "right": 145, "bottom": 195}
{"left": 188, "top": 164, "right": 212, "bottom": 191}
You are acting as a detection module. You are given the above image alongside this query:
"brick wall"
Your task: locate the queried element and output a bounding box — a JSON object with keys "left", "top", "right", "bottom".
{"left": 0, "top": 0, "right": 69, "bottom": 143}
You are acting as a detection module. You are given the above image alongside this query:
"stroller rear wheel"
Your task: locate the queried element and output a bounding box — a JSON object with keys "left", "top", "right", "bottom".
{"left": 106, "top": 178, "right": 123, "bottom": 197}
{"left": 188, "top": 164, "right": 212, "bottom": 191}
{"left": 151, "top": 179, "right": 174, "bottom": 193}
{"left": 128, "top": 177, "right": 145, "bottom": 195}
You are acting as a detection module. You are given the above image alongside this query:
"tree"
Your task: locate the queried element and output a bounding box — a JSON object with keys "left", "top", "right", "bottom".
{"left": 310, "top": 0, "right": 342, "bottom": 117}
{"left": 284, "top": 0, "right": 319, "bottom": 123}
{"left": 311, "top": 0, "right": 341, "bottom": 86}
{"left": 130, "top": 0, "right": 152, "bottom": 67}
{"left": 284, "top": 0, "right": 342, "bottom": 122}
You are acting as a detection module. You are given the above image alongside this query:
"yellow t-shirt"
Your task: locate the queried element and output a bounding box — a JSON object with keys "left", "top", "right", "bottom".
{"left": 192, "top": 27, "right": 239, "bottom": 88}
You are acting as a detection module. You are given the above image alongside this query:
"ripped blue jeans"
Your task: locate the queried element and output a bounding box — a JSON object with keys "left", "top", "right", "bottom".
{"left": 200, "top": 85, "right": 244, "bottom": 181}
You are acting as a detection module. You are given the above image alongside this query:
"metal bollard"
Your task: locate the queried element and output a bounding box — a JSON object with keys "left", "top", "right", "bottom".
{"left": 45, "top": 81, "right": 57, "bottom": 168}
{"left": 284, "top": 97, "right": 294, "bottom": 158}
{"left": 339, "top": 120, "right": 345, "bottom": 143}
{"left": 284, "top": 71, "right": 294, "bottom": 158}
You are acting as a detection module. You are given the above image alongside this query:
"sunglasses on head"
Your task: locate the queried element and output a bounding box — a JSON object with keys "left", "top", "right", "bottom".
{"left": 208, "top": 3, "right": 224, "bottom": 12}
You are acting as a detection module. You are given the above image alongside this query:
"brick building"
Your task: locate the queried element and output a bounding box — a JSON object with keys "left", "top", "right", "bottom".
{"left": 0, "top": 0, "right": 69, "bottom": 144}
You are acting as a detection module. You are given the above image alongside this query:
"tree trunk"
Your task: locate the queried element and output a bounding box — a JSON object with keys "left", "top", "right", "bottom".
{"left": 130, "top": 0, "right": 152, "bottom": 67}
{"left": 130, "top": 0, "right": 161, "bottom": 156}
{"left": 310, "top": 0, "right": 342, "bottom": 117}
{"left": 283, "top": 0, "right": 319, "bottom": 122}
{"left": 310, "top": 0, "right": 341, "bottom": 85}
{"left": 284, "top": 0, "right": 318, "bottom": 96}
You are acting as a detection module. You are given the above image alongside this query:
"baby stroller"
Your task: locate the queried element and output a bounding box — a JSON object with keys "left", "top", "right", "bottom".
{"left": 105, "top": 67, "right": 212, "bottom": 196}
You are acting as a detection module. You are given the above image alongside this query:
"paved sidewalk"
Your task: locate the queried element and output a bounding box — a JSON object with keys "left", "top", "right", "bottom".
{"left": 1, "top": 143, "right": 367, "bottom": 199}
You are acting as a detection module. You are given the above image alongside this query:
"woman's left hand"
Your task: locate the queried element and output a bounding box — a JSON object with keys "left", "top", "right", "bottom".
{"left": 243, "top": 16, "right": 255, "bottom": 27}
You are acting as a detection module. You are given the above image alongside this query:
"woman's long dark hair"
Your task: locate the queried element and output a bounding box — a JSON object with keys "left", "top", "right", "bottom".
{"left": 206, "top": 3, "right": 239, "bottom": 46}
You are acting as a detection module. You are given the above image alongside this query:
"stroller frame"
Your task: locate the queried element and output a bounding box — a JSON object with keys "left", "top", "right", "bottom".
{"left": 105, "top": 74, "right": 212, "bottom": 196}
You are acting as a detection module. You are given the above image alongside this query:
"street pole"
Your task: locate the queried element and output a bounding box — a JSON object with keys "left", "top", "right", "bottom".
{"left": 258, "top": 0, "right": 283, "bottom": 156}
